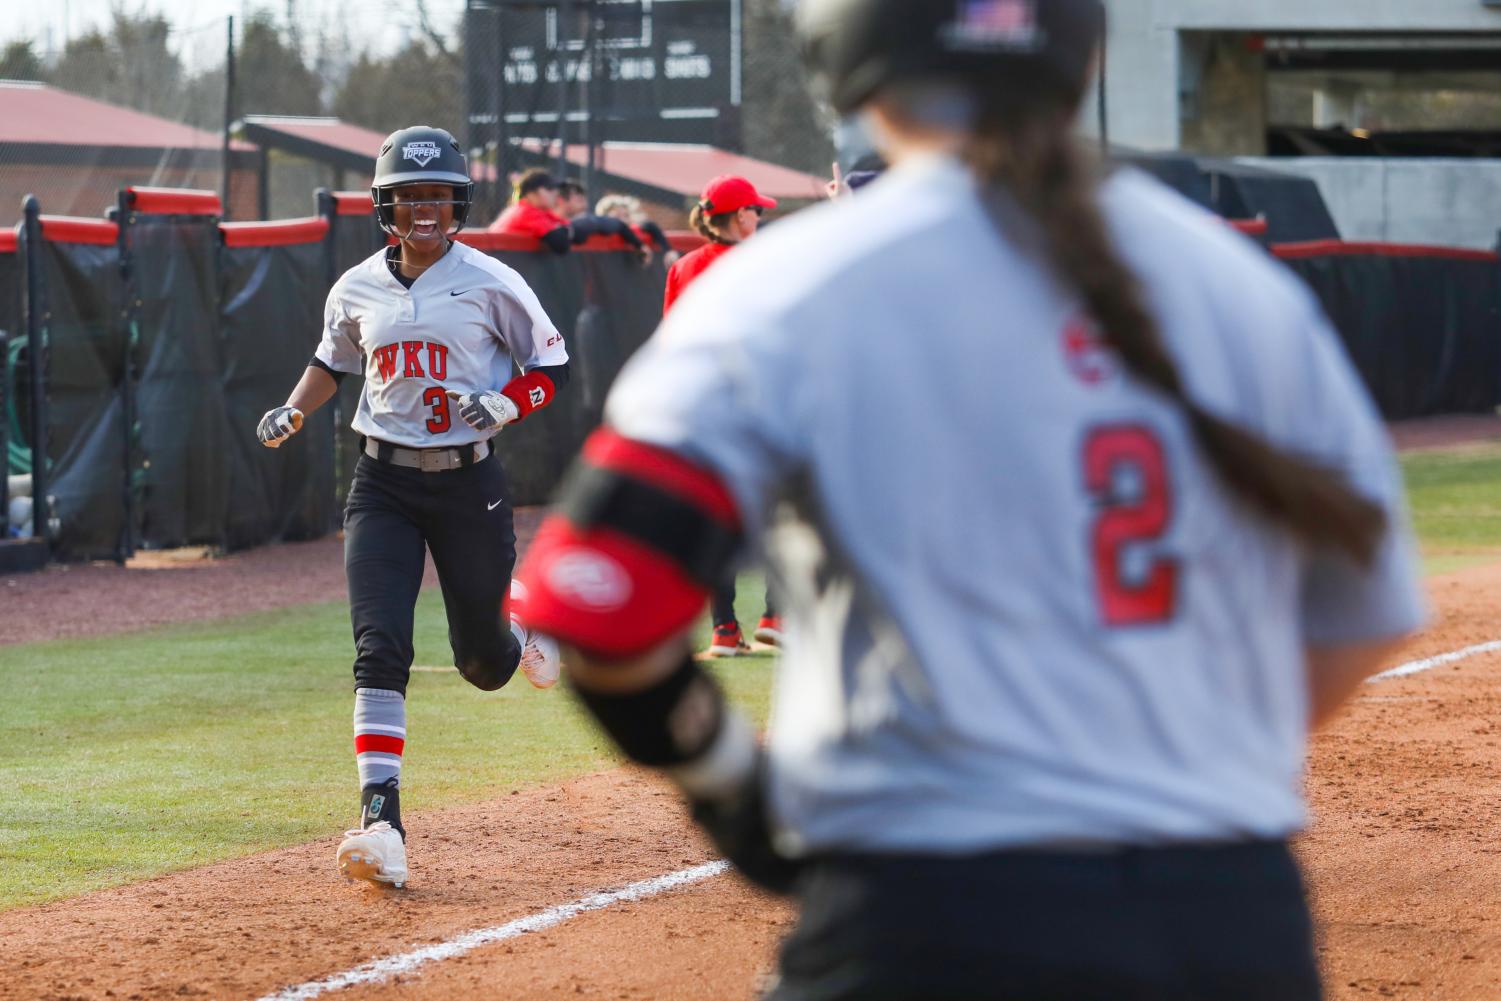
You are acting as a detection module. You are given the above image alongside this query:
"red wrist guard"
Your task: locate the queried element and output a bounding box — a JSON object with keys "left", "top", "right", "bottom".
{"left": 501, "top": 369, "right": 556, "bottom": 420}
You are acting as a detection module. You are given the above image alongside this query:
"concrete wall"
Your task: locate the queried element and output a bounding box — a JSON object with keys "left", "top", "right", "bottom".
{"left": 1177, "top": 33, "right": 1266, "bottom": 156}
{"left": 1094, "top": 0, "right": 1501, "bottom": 150}
{"left": 1236, "top": 157, "right": 1501, "bottom": 249}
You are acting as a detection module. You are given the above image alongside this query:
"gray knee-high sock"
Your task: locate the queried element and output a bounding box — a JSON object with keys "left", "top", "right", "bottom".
{"left": 353, "top": 688, "right": 405, "bottom": 788}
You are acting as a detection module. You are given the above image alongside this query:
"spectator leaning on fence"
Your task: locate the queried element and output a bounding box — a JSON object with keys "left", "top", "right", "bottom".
{"left": 489, "top": 168, "right": 571, "bottom": 253}
{"left": 598, "top": 193, "right": 677, "bottom": 265}
{"left": 555, "top": 178, "right": 652, "bottom": 264}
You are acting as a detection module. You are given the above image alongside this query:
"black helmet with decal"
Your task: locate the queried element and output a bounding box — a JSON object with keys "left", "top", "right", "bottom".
{"left": 370, "top": 125, "right": 474, "bottom": 237}
{"left": 797, "top": 0, "right": 1103, "bottom": 115}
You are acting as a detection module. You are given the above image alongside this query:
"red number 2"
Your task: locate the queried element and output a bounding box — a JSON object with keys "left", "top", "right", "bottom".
{"left": 423, "top": 386, "right": 451, "bottom": 434}
{"left": 1083, "top": 425, "right": 1177, "bottom": 626}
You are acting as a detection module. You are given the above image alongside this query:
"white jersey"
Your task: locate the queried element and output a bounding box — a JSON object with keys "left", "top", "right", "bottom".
{"left": 316, "top": 241, "right": 567, "bottom": 448}
{"left": 605, "top": 155, "right": 1425, "bottom": 855}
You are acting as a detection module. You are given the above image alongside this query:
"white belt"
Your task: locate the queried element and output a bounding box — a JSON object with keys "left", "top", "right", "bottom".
{"left": 364, "top": 438, "right": 491, "bottom": 472}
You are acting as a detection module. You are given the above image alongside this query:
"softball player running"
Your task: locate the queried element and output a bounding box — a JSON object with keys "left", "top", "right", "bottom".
{"left": 515, "top": 0, "right": 1426, "bottom": 997}
{"left": 256, "top": 126, "right": 567, "bottom": 888}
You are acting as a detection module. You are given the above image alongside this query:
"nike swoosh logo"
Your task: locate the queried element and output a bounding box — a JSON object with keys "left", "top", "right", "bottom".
{"left": 450, "top": 289, "right": 471, "bottom": 296}
{"left": 487, "top": 499, "right": 504, "bottom": 511}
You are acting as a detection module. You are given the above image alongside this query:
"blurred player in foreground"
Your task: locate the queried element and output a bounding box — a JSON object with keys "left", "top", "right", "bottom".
{"left": 517, "top": 0, "right": 1424, "bottom": 996}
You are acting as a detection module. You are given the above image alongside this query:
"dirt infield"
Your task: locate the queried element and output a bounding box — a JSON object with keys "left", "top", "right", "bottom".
{"left": 7, "top": 416, "right": 1501, "bottom": 1000}
{"left": 0, "top": 768, "right": 793, "bottom": 1001}
{"left": 4, "top": 558, "right": 1501, "bottom": 999}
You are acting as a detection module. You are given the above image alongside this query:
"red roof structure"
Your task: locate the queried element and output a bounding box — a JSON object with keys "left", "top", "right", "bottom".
{"left": 520, "top": 140, "right": 828, "bottom": 202}
{"left": 236, "top": 115, "right": 826, "bottom": 212}
{"left": 0, "top": 79, "right": 258, "bottom": 218}
{"left": 0, "top": 79, "right": 253, "bottom": 151}
{"left": 238, "top": 115, "right": 389, "bottom": 174}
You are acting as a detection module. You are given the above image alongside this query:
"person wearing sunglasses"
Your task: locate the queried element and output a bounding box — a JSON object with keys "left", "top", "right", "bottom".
{"left": 663, "top": 174, "right": 784, "bottom": 657}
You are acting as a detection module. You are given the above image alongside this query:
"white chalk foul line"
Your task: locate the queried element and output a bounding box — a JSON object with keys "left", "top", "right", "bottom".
{"left": 1369, "top": 639, "right": 1501, "bottom": 682}
{"left": 256, "top": 860, "right": 730, "bottom": 1001}
{"left": 255, "top": 641, "right": 1499, "bottom": 999}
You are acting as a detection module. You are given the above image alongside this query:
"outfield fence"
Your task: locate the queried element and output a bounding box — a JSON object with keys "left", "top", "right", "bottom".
{"left": 0, "top": 186, "right": 689, "bottom": 562}
{"left": 1, "top": 183, "right": 1499, "bottom": 564}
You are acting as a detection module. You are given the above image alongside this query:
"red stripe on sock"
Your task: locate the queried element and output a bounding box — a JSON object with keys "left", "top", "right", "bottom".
{"left": 354, "top": 734, "right": 405, "bottom": 755}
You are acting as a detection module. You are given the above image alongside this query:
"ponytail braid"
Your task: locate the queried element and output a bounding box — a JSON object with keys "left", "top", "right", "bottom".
{"left": 689, "top": 203, "right": 738, "bottom": 245}
{"left": 965, "top": 97, "right": 1385, "bottom": 565}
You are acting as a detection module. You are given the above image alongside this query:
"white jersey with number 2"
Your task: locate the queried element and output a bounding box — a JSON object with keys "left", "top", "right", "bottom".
{"left": 604, "top": 154, "right": 1426, "bottom": 856}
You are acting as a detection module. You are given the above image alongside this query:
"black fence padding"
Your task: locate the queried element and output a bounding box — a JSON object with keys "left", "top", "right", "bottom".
{"left": 0, "top": 250, "right": 18, "bottom": 493}
{"left": 220, "top": 238, "right": 337, "bottom": 549}
{"left": 483, "top": 250, "right": 586, "bottom": 504}
{"left": 1282, "top": 252, "right": 1501, "bottom": 419}
{"left": 1114, "top": 152, "right": 1339, "bottom": 244}
{"left": 129, "top": 217, "right": 230, "bottom": 550}
{"left": 1115, "top": 151, "right": 1214, "bottom": 209}
{"left": 0, "top": 250, "right": 18, "bottom": 360}
{"left": 37, "top": 241, "right": 130, "bottom": 560}
{"left": 482, "top": 249, "right": 668, "bottom": 505}
{"left": 1207, "top": 163, "right": 1338, "bottom": 244}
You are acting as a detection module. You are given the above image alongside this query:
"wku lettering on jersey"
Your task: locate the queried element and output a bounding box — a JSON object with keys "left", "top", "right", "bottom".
{"left": 371, "top": 342, "right": 449, "bottom": 384}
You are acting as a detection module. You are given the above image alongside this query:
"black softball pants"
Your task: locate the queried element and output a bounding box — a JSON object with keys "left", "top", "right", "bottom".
{"left": 766, "top": 839, "right": 1321, "bottom": 1001}
{"left": 344, "top": 451, "right": 520, "bottom": 696}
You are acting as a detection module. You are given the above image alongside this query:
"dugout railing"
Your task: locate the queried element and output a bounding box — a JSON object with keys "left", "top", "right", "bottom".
{"left": 1, "top": 186, "right": 1499, "bottom": 563}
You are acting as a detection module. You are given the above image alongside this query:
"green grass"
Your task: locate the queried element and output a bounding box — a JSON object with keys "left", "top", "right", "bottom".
{"left": 1400, "top": 444, "right": 1501, "bottom": 572}
{"left": 6, "top": 444, "right": 1501, "bottom": 911}
{"left": 0, "top": 580, "right": 775, "bottom": 910}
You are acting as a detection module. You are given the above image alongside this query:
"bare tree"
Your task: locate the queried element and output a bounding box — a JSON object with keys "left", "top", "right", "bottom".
{"left": 0, "top": 40, "right": 45, "bottom": 81}
{"left": 332, "top": 40, "right": 463, "bottom": 136}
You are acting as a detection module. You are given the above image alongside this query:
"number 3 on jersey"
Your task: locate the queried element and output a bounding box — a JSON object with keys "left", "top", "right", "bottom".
{"left": 1083, "top": 425, "right": 1177, "bottom": 626}
{"left": 422, "top": 386, "right": 451, "bottom": 434}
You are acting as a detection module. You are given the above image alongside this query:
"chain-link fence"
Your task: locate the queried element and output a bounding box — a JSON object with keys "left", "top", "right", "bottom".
{"left": 1, "top": 1, "right": 837, "bottom": 228}
{"left": 0, "top": 4, "right": 487, "bottom": 224}
{"left": 463, "top": 0, "right": 835, "bottom": 225}
{"left": 0, "top": 16, "right": 236, "bottom": 224}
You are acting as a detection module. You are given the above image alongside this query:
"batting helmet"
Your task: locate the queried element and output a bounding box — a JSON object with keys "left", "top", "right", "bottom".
{"left": 370, "top": 125, "right": 475, "bottom": 237}
{"left": 797, "top": 0, "right": 1105, "bottom": 115}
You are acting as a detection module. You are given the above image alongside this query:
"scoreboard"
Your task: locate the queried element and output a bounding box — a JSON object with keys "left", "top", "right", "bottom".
{"left": 466, "top": 0, "right": 742, "bottom": 148}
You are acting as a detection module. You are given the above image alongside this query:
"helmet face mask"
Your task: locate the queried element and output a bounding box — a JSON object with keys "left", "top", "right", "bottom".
{"left": 370, "top": 126, "right": 475, "bottom": 239}
{"left": 379, "top": 188, "right": 468, "bottom": 242}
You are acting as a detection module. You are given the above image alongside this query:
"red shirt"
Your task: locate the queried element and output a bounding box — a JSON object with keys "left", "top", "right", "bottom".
{"left": 663, "top": 241, "right": 735, "bottom": 315}
{"left": 490, "top": 201, "right": 568, "bottom": 238}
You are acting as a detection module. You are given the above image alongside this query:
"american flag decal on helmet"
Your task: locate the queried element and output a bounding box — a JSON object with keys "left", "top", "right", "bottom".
{"left": 941, "top": 0, "right": 1043, "bottom": 51}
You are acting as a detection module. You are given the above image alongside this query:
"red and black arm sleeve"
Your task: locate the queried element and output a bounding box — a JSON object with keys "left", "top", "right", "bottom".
{"left": 516, "top": 428, "right": 742, "bottom": 658}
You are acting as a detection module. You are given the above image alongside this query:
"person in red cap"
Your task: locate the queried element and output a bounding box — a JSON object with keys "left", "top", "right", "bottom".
{"left": 662, "top": 174, "right": 776, "bottom": 312}
{"left": 489, "top": 168, "right": 572, "bottom": 254}
{"left": 662, "top": 174, "right": 782, "bottom": 657}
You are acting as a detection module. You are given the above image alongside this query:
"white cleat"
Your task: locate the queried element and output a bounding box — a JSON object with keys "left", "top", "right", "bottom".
{"left": 518, "top": 630, "right": 561, "bottom": 689}
{"left": 337, "top": 821, "right": 408, "bottom": 888}
{"left": 510, "top": 578, "right": 561, "bottom": 689}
